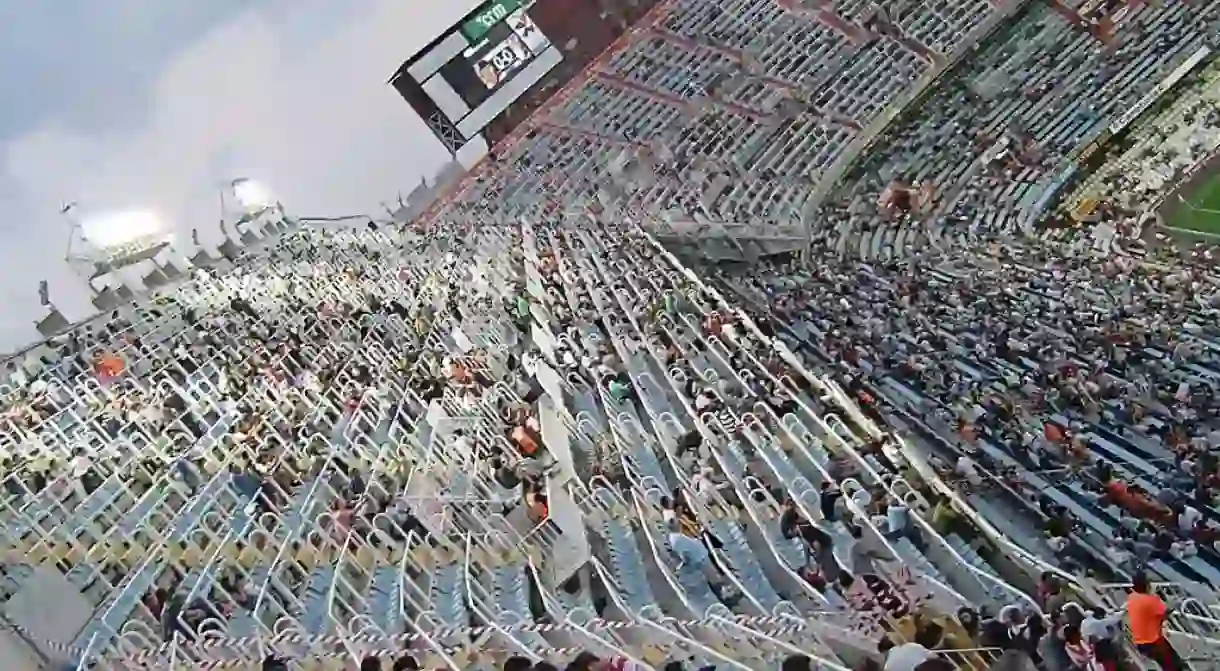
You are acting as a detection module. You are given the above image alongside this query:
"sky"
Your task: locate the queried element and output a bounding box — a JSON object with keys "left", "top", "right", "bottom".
{"left": 0, "top": 0, "right": 485, "bottom": 353}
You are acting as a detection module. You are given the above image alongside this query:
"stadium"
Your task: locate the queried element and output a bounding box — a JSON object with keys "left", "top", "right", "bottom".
{"left": 5, "top": 0, "right": 1220, "bottom": 670}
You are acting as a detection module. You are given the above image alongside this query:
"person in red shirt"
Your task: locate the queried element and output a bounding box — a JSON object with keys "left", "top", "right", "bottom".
{"left": 1106, "top": 480, "right": 1171, "bottom": 523}
{"left": 1104, "top": 480, "right": 1129, "bottom": 503}
{"left": 1125, "top": 485, "right": 1171, "bottom": 523}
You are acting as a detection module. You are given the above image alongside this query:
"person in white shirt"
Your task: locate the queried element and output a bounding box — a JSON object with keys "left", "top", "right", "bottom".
{"left": 451, "top": 430, "right": 472, "bottom": 460}
{"left": 1178, "top": 504, "right": 1203, "bottom": 535}
{"left": 1081, "top": 605, "right": 1124, "bottom": 642}
{"left": 690, "top": 467, "right": 726, "bottom": 504}
{"left": 69, "top": 449, "right": 94, "bottom": 499}
{"left": 668, "top": 525, "right": 722, "bottom": 587}
{"left": 557, "top": 348, "right": 577, "bottom": 369}
{"left": 955, "top": 456, "right": 983, "bottom": 487}
{"left": 580, "top": 352, "right": 597, "bottom": 372}
{"left": 886, "top": 501, "right": 910, "bottom": 538}
{"left": 71, "top": 449, "right": 93, "bottom": 479}
{"left": 850, "top": 486, "right": 872, "bottom": 510}
{"left": 880, "top": 638, "right": 936, "bottom": 671}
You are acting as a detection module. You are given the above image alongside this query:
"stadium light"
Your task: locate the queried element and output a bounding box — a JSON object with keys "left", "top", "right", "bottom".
{"left": 79, "top": 210, "right": 166, "bottom": 249}
{"left": 231, "top": 178, "right": 275, "bottom": 212}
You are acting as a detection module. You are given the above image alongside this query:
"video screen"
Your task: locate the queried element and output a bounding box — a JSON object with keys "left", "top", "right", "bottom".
{"left": 469, "top": 32, "right": 532, "bottom": 89}
{"left": 439, "top": 9, "right": 551, "bottom": 109}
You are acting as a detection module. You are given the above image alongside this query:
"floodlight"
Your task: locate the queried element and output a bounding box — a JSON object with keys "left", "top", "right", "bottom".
{"left": 231, "top": 178, "right": 275, "bottom": 211}
{"left": 79, "top": 210, "right": 166, "bottom": 249}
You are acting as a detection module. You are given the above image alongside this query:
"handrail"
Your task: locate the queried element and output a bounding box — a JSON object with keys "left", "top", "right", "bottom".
{"left": 639, "top": 615, "right": 758, "bottom": 671}
{"left": 578, "top": 234, "right": 810, "bottom": 617}
{"left": 709, "top": 614, "right": 852, "bottom": 671}
{"left": 523, "top": 553, "right": 649, "bottom": 668}
{"left": 890, "top": 425, "right": 1079, "bottom": 586}
{"left": 724, "top": 278, "right": 1067, "bottom": 595}
{"left": 638, "top": 228, "right": 1038, "bottom": 611}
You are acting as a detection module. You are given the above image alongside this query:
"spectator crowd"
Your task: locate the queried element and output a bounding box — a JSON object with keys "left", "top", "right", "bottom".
{"left": 4, "top": 0, "right": 1220, "bottom": 670}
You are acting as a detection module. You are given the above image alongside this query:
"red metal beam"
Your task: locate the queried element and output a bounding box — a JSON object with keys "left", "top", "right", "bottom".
{"left": 591, "top": 70, "right": 696, "bottom": 109}
{"left": 814, "top": 9, "right": 869, "bottom": 44}
{"left": 864, "top": 15, "right": 948, "bottom": 68}
{"left": 1044, "top": 0, "right": 1092, "bottom": 34}
{"left": 592, "top": 69, "right": 776, "bottom": 122}
{"left": 532, "top": 119, "right": 650, "bottom": 150}
{"left": 642, "top": 27, "right": 863, "bottom": 130}
{"left": 646, "top": 26, "right": 746, "bottom": 62}
{"left": 774, "top": 0, "right": 868, "bottom": 44}
{"left": 710, "top": 96, "right": 774, "bottom": 122}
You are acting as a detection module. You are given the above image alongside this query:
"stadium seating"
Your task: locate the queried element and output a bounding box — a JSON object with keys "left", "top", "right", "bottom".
{"left": 821, "top": 1, "right": 1220, "bottom": 259}
{"left": 7, "top": 0, "right": 1220, "bottom": 669}
{"left": 0, "top": 219, "right": 1033, "bottom": 670}
{"left": 1063, "top": 54, "right": 1220, "bottom": 215}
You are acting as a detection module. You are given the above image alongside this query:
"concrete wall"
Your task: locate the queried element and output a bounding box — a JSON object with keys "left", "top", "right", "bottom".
{"left": 4, "top": 566, "right": 93, "bottom": 665}
{"left": 0, "top": 629, "right": 39, "bottom": 671}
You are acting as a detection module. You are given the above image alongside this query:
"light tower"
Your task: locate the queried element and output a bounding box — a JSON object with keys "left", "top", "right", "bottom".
{"left": 221, "top": 177, "right": 282, "bottom": 246}
{"left": 215, "top": 178, "right": 287, "bottom": 258}
{"left": 188, "top": 228, "right": 220, "bottom": 268}
{"left": 33, "top": 280, "right": 70, "bottom": 338}
{"left": 60, "top": 203, "right": 179, "bottom": 310}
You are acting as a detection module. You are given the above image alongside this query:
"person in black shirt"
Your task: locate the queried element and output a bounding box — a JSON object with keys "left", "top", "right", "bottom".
{"left": 978, "top": 615, "right": 1014, "bottom": 650}
{"left": 492, "top": 457, "right": 522, "bottom": 490}
{"left": 781, "top": 498, "right": 833, "bottom": 565}
{"left": 422, "top": 378, "right": 445, "bottom": 403}
{"left": 819, "top": 481, "right": 843, "bottom": 521}
{"left": 780, "top": 497, "right": 803, "bottom": 539}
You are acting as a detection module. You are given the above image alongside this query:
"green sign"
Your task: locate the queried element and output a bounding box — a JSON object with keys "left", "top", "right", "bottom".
{"left": 461, "top": 0, "right": 524, "bottom": 42}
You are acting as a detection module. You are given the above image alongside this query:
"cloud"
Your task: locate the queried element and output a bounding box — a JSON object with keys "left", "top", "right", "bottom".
{"left": 0, "top": 0, "right": 484, "bottom": 352}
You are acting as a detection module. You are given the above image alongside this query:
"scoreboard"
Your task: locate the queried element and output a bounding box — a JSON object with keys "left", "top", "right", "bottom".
{"left": 391, "top": 0, "right": 563, "bottom": 157}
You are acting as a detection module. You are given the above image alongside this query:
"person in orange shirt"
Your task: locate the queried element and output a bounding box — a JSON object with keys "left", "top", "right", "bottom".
{"left": 511, "top": 425, "right": 539, "bottom": 457}
{"left": 94, "top": 352, "right": 125, "bottom": 382}
{"left": 1044, "top": 422, "right": 1066, "bottom": 444}
{"left": 1127, "top": 572, "right": 1187, "bottom": 670}
{"left": 450, "top": 360, "right": 472, "bottom": 385}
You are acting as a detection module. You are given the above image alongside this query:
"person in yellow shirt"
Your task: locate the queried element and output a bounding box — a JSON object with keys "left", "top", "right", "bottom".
{"left": 1127, "top": 572, "right": 1187, "bottom": 670}
{"left": 931, "top": 499, "right": 959, "bottom": 535}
